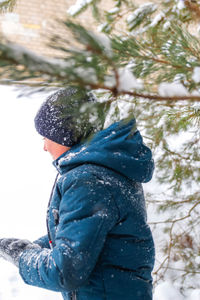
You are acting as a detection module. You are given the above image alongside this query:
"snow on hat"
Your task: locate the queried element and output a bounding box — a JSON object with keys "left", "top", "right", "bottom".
{"left": 34, "top": 87, "right": 96, "bottom": 147}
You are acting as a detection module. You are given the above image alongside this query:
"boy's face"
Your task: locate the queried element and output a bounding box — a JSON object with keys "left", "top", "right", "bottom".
{"left": 43, "top": 138, "right": 71, "bottom": 160}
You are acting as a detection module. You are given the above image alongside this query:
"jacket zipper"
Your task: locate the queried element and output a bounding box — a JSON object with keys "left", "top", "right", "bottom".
{"left": 46, "top": 173, "right": 59, "bottom": 248}
{"left": 71, "top": 291, "right": 77, "bottom": 300}
{"left": 47, "top": 174, "right": 77, "bottom": 300}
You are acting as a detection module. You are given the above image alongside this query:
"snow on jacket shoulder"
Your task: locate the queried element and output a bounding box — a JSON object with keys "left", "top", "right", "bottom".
{"left": 19, "top": 119, "right": 155, "bottom": 300}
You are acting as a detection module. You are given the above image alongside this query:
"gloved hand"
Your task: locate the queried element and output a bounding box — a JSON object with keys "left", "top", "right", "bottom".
{"left": 0, "top": 238, "right": 41, "bottom": 267}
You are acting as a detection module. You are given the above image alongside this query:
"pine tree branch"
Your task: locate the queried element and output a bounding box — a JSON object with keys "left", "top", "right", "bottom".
{"left": 1, "top": 78, "right": 200, "bottom": 103}
{"left": 88, "top": 82, "right": 200, "bottom": 102}
{"left": 163, "top": 146, "right": 192, "bottom": 160}
{"left": 140, "top": 55, "right": 192, "bottom": 71}
{"left": 1, "top": 33, "right": 200, "bottom": 103}
{"left": 153, "top": 199, "right": 200, "bottom": 282}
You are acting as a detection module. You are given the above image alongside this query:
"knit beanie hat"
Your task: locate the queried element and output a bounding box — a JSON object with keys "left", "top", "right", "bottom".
{"left": 34, "top": 87, "right": 96, "bottom": 147}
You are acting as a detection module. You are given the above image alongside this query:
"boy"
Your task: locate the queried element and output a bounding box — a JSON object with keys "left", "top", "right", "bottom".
{"left": 0, "top": 87, "right": 155, "bottom": 299}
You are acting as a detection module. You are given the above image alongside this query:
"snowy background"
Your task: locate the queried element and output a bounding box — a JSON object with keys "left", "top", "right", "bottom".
{"left": 0, "top": 85, "right": 62, "bottom": 300}
{"left": 0, "top": 85, "right": 199, "bottom": 300}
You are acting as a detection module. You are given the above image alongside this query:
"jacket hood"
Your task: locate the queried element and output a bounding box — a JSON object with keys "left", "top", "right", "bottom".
{"left": 54, "top": 119, "right": 154, "bottom": 183}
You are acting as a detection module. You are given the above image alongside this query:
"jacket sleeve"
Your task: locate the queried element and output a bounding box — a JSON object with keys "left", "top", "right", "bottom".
{"left": 19, "top": 172, "right": 119, "bottom": 292}
{"left": 33, "top": 235, "right": 50, "bottom": 249}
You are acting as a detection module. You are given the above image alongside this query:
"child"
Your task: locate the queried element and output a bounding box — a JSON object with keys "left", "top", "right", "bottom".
{"left": 0, "top": 87, "right": 155, "bottom": 300}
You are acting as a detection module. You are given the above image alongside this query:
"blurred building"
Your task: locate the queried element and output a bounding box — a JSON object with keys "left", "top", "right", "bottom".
{"left": 0, "top": 0, "right": 74, "bottom": 56}
{"left": 0, "top": 0, "right": 148, "bottom": 57}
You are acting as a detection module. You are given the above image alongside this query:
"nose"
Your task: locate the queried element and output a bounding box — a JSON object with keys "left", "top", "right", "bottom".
{"left": 43, "top": 139, "right": 47, "bottom": 152}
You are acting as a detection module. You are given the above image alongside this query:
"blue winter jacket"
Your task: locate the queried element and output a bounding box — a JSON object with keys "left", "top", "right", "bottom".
{"left": 19, "top": 119, "right": 155, "bottom": 300}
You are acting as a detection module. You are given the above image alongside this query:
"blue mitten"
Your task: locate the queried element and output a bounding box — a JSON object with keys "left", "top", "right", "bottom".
{"left": 0, "top": 238, "right": 41, "bottom": 267}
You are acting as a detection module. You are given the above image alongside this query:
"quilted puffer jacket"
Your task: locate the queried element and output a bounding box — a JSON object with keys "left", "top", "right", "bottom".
{"left": 19, "top": 119, "right": 155, "bottom": 300}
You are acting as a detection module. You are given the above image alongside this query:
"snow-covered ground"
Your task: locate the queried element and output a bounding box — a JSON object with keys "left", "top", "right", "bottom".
{"left": 0, "top": 85, "right": 197, "bottom": 299}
